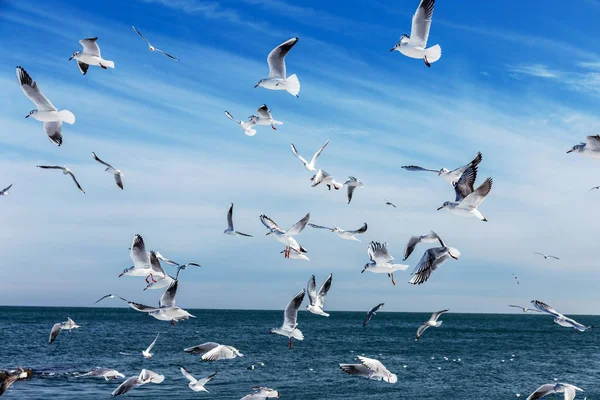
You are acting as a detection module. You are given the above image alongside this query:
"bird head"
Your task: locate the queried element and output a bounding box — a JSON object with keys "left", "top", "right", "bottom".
{"left": 567, "top": 144, "right": 583, "bottom": 153}
{"left": 25, "top": 109, "right": 37, "bottom": 118}
{"left": 332, "top": 227, "right": 341, "bottom": 233}
{"left": 437, "top": 201, "right": 450, "bottom": 211}
{"left": 439, "top": 167, "right": 450, "bottom": 176}
{"left": 69, "top": 51, "right": 79, "bottom": 61}
{"left": 361, "top": 264, "right": 369, "bottom": 273}
{"left": 254, "top": 80, "right": 264, "bottom": 88}
{"left": 118, "top": 266, "right": 133, "bottom": 277}
{"left": 269, "top": 328, "right": 276, "bottom": 334}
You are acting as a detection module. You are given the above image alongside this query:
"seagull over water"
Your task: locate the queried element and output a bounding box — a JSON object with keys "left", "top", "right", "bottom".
{"left": 363, "top": 303, "right": 384, "bottom": 327}
{"left": 184, "top": 342, "right": 243, "bottom": 361}
{"left": 390, "top": 0, "right": 441, "bottom": 67}
{"left": 92, "top": 152, "right": 124, "bottom": 190}
{"left": 111, "top": 369, "right": 164, "bottom": 397}
{"left": 37, "top": 166, "right": 85, "bottom": 194}
{"left": 362, "top": 242, "right": 408, "bottom": 286}
{"left": 409, "top": 234, "right": 460, "bottom": 285}
{"left": 526, "top": 382, "right": 583, "bottom": 400}
{"left": 403, "top": 231, "right": 442, "bottom": 260}
{"left": 402, "top": 152, "right": 482, "bottom": 185}
{"left": 290, "top": 139, "right": 330, "bottom": 172}
{"left": 567, "top": 135, "right": 600, "bottom": 159}
{"left": 180, "top": 368, "right": 216, "bottom": 393}
{"left": 344, "top": 177, "right": 364, "bottom": 204}
{"left": 534, "top": 252, "right": 559, "bottom": 260}
{"left": 17, "top": 66, "right": 75, "bottom": 146}
{"left": 240, "top": 387, "right": 280, "bottom": 400}
{"left": 80, "top": 368, "right": 125, "bottom": 380}
{"left": 310, "top": 169, "right": 343, "bottom": 190}
{"left": 132, "top": 26, "right": 179, "bottom": 61}
{"left": 270, "top": 289, "right": 305, "bottom": 349}
{"left": 532, "top": 300, "right": 593, "bottom": 332}
{"left": 307, "top": 274, "right": 333, "bottom": 317}
{"left": 224, "top": 203, "right": 253, "bottom": 237}
{"left": 255, "top": 37, "right": 300, "bottom": 97}
{"left": 416, "top": 310, "right": 448, "bottom": 340}
{"left": 49, "top": 317, "right": 80, "bottom": 344}
{"left": 70, "top": 37, "right": 114, "bottom": 75}
{"left": 308, "top": 222, "right": 367, "bottom": 242}
{"left": 339, "top": 356, "right": 398, "bottom": 384}
{"left": 260, "top": 213, "right": 310, "bottom": 258}
{"left": 437, "top": 164, "right": 493, "bottom": 221}
{"left": 0, "top": 184, "right": 12, "bottom": 196}
{"left": 508, "top": 305, "right": 540, "bottom": 313}
{"left": 142, "top": 333, "right": 159, "bottom": 359}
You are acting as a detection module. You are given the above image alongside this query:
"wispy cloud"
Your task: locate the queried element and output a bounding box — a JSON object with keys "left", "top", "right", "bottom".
{"left": 507, "top": 64, "right": 560, "bottom": 79}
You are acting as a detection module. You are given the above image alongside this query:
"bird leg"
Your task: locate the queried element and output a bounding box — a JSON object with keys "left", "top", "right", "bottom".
{"left": 170, "top": 320, "right": 176, "bottom": 327}
{"left": 149, "top": 274, "right": 157, "bottom": 283}
{"left": 271, "top": 124, "right": 277, "bottom": 130}
{"left": 100, "top": 64, "right": 107, "bottom": 70}
{"left": 326, "top": 184, "right": 331, "bottom": 191}
{"left": 289, "top": 337, "right": 293, "bottom": 349}
{"left": 145, "top": 275, "right": 151, "bottom": 284}
{"left": 390, "top": 273, "right": 396, "bottom": 286}
{"left": 424, "top": 56, "right": 431, "bottom": 68}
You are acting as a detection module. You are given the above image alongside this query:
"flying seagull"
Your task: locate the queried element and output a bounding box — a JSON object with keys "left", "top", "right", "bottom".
{"left": 344, "top": 176, "right": 364, "bottom": 204}
{"left": 308, "top": 222, "right": 367, "bottom": 242}
{"left": 532, "top": 300, "right": 593, "bottom": 332}
{"left": 362, "top": 242, "right": 408, "bottom": 286}
{"left": 270, "top": 289, "right": 305, "bottom": 349}
{"left": 0, "top": 184, "right": 12, "bottom": 196}
{"left": 310, "top": 169, "right": 343, "bottom": 190}
{"left": 48, "top": 317, "right": 80, "bottom": 344}
{"left": 437, "top": 164, "right": 492, "bottom": 221}
{"left": 79, "top": 368, "right": 125, "bottom": 380}
{"left": 183, "top": 342, "right": 243, "bottom": 361}
{"left": 70, "top": 37, "right": 114, "bottom": 75}
{"left": 142, "top": 333, "right": 159, "bottom": 359}
{"left": 512, "top": 274, "right": 520, "bottom": 284}
{"left": 534, "top": 252, "right": 559, "bottom": 260}
{"left": 92, "top": 152, "right": 124, "bottom": 189}
{"left": 390, "top": 0, "right": 440, "bottom": 67}
{"left": 290, "top": 139, "right": 330, "bottom": 171}
{"left": 225, "top": 111, "right": 258, "bottom": 136}
{"left": 37, "top": 166, "right": 85, "bottom": 194}
{"left": 255, "top": 37, "right": 300, "bottom": 97}
{"left": 111, "top": 369, "right": 164, "bottom": 397}
{"left": 240, "top": 387, "right": 280, "bottom": 400}
{"left": 120, "top": 245, "right": 167, "bottom": 284}
{"left": 16, "top": 66, "right": 75, "bottom": 146}
{"left": 225, "top": 105, "right": 282, "bottom": 136}
{"left": 260, "top": 213, "right": 309, "bottom": 258}
{"left": 224, "top": 203, "right": 253, "bottom": 237}
{"left": 416, "top": 310, "right": 448, "bottom": 340}
{"left": 508, "top": 305, "right": 540, "bottom": 313}
{"left": 409, "top": 234, "right": 460, "bottom": 285}
{"left": 526, "top": 383, "right": 583, "bottom": 400}
{"left": 132, "top": 26, "right": 179, "bottom": 61}
{"left": 180, "top": 368, "right": 216, "bottom": 393}
{"left": 567, "top": 135, "right": 600, "bottom": 159}
{"left": 385, "top": 200, "right": 397, "bottom": 208}
{"left": 363, "top": 303, "right": 384, "bottom": 327}
{"left": 402, "top": 152, "right": 482, "bottom": 184}
{"left": 339, "top": 356, "right": 397, "bottom": 383}
{"left": 306, "top": 274, "right": 333, "bottom": 317}
{"left": 403, "top": 231, "right": 441, "bottom": 260}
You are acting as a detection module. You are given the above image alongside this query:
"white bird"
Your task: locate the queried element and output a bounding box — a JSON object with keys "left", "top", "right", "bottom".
{"left": 260, "top": 213, "right": 309, "bottom": 258}
{"left": 308, "top": 222, "right": 367, "bottom": 242}
{"left": 339, "top": 356, "right": 397, "bottom": 384}
{"left": 92, "top": 152, "right": 124, "bottom": 190}
{"left": 390, "top": 0, "right": 441, "bottom": 67}
{"left": 80, "top": 368, "right": 125, "bottom": 381}
{"left": 48, "top": 317, "right": 80, "bottom": 344}
{"left": 183, "top": 342, "right": 244, "bottom": 361}
{"left": 402, "top": 152, "right": 482, "bottom": 184}
{"left": 409, "top": 234, "right": 460, "bottom": 285}
{"left": 344, "top": 176, "right": 364, "bottom": 204}
{"left": 526, "top": 383, "right": 583, "bottom": 400}
{"left": 532, "top": 300, "right": 593, "bottom": 332}
{"left": 307, "top": 274, "right": 333, "bottom": 317}
{"left": 363, "top": 303, "right": 384, "bottom": 327}
{"left": 36, "top": 166, "right": 85, "bottom": 194}
{"left": 280, "top": 247, "right": 309, "bottom": 261}
{"left": 290, "top": 139, "right": 330, "bottom": 172}
{"left": 240, "top": 387, "right": 280, "bottom": 400}
{"left": 225, "top": 111, "right": 258, "bottom": 136}
{"left": 111, "top": 369, "right": 164, "bottom": 397}
{"left": 567, "top": 135, "right": 600, "bottom": 159}
{"left": 403, "top": 231, "right": 441, "bottom": 260}
{"left": 270, "top": 289, "right": 305, "bottom": 349}
{"left": 437, "top": 164, "right": 492, "bottom": 221}
{"left": 180, "top": 368, "right": 216, "bottom": 392}
{"left": 0, "top": 184, "right": 12, "bottom": 196}
{"left": 508, "top": 305, "right": 540, "bottom": 313}
{"left": 512, "top": 274, "right": 520, "bottom": 284}
{"left": 310, "top": 169, "right": 343, "bottom": 190}
{"left": 255, "top": 37, "right": 300, "bottom": 97}
{"left": 224, "top": 203, "right": 253, "bottom": 237}
{"left": 534, "top": 252, "right": 560, "bottom": 260}
{"left": 142, "top": 333, "right": 159, "bottom": 359}
{"left": 70, "top": 37, "right": 114, "bottom": 75}
{"left": 132, "top": 26, "right": 179, "bottom": 61}
{"left": 416, "top": 310, "right": 448, "bottom": 340}
{"left": 362, "top": 242, "right": 408, "bottom": 286}
{"left": 255, "top": 104, "right": 283, "bottom": 130}
{"left": 120, "top": 245, "right": 166, "bottom": 284}
{"left": 17, "top": 66, "right": 75, "bottom": 146}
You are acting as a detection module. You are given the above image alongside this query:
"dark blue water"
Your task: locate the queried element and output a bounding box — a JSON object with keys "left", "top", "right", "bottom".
{"left": 0, "top": 307, "right": 598, "bottom": 399}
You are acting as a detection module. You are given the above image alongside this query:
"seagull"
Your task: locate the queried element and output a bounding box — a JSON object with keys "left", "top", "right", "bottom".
{"left": 80, "top": 368, "right": 125, "bottom": 380}
{"left": 142, "top": 333, "right": 159, "bottom": 359}
{"left": 224, "top": 203, "right": 253, "bottom": 237}
{"left": 175, "top": 262, "right": 202, "bottom": 279}
{"left": 48, "top": 317, "right": 80, "bottom": 344}
{"left": 0, "top": 368, "right": 26, "bottom": 397}
{"left": 240, "top": 387, "right": 280, "bottom": 400}
{"left": 526, "top": 383, "right": 583, "bottom": 400}
{"left": 363, "top": 303, "right": 384, "bottom": 327}
{"left": 409, "top": 234, "right": 460, "bottom": 285}
{"left": 260, "top": 213, "right": 309, "bottom": 258}
{"left": 290, "top": 139, "right": 330, "bottom": 172}
{"left": 255, "top": 104, "right": 283, "bottom": 130}
{"left": 225, "top": 111, "right": 259, "bottom": 136}
{"left": 567, "top": 135, "right": 600, "bottom": 159}
{"left": 16, "top": 66, "right": 75, "bottom": 146}
{"left": 339, "top": 356, "right": 397, "bottom": 383}
{"left": 390, "top": 0, "right": 441, "bottom": 67}
{"left": 416, "top": 310, "right": 448, "bottom": 340}
{"left": 0, "top": 184, "right": 12, "bottom": 196}
{"left": 385, "top": 200, "right": 397, "bottom": 208}
{"left": 508, "top": 305, "right": 540, "bottom": 313}
{"left": 120, "top": 248, "right": 166, "bottom": 284}
{"left": 344, "top": 177, "right": 364, "bottom": 204}
{"left": 132, "top": 26, "right": 179, "bottom": 61}
{"left": 402, "top": 152, "right": 482, "bottom": 185}
{"left": 362, "top": 242, "right": 408, "bottom": 286}
{"left": 70, "top": 37, "right": 114, "bottom": 75}
{"left": 307, "top": 274, "right": 333, "bottom": 317}
{"left": 111, "top": 369, "right": 164, "bottom": 397}
{"left": 280, "top": 247, "right": 309, "bottom": 261}
{"left": 310, "top": 169, "right": 343, "bottom": 190}
{"left": 532, "top": 300, "right": 593, "bottom": 332}
{"left": 403, "top": 231, "right": 441, "bottom": 260}
{"left": 534, "top": 252, "right": 560, "bottom": 260}
{"left": 437, "top": 164, "right": 492, "bottom": 221}
{"left": 92, "top": 152, "right": 124, "bottom": 189}
{"left": 37, "top": 166, "right": 85, "bottom": 194}
{"left": 180, "top": 368, "right": 216, "bottom": 393}
{"left": 255, "top": 37, "right": 300, "bottom": 97}
{"left": 270, "top": 289, "right": 305, "bottom": 349}
{"left": 183, "top": 342, "right": 243, "bottom": 361}
{"left": 308, "top": 222, "right": 367, "bottom": 242}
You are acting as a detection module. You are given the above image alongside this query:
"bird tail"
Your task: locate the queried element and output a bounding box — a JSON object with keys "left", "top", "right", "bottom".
{"left": 391, "top": 263, "right": 409, "bottom": 271}
{"left": 292, "top": 328, "right": 304, "bottom": 340}
{"left": 283, "top": 74, "right": 300, "bottom": 96}
{"left": 59, "top": 110, "right": 76, "bottom": 124}
{"left": 245, "top": 128, "right": 257, "bottom": 137}
{"left": 102, "top": 60, "right": 115, "bottom": 68}
{"left": 435, "top": 321, "right": 443, "bottom": 327}
{"left": 425, "top": 45, "right": 442, "bottom": 64}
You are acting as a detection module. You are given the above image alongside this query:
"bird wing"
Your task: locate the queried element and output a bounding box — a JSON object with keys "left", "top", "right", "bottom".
{"left": 227, "top": 203, "right": 234, "bottom": 230}
{"left": 454, "top": 165, "right": 477, "bottom": 202}
{"left": 401, "top": 165, "right": 438, "bottom": 173}
{"left": 138, "top": 369, "right": 164, "bottom": 384}
{"left": 409, "top": 249, "right": 449, "bottom": 285}
{"left": 286, "top": 213, "right": 310, "bottom": 236}
{"left": 49, "top": 323, "right": 62, "bottom": 344}
{"left": 309, "top": 139, "right": 330, "bottom": 165}
{"left": 196, "top": 371, "right": 217, "bottom": 386}
{"left": 132, "top": 26, "right": 151, "bottom": 45}
{"left": 92, "top": 152, "right": 115, "bottom": 170}
{"left": 130, "top": 234, "right": 149, "bottom": 269}
{"left": 548, "top": 255, "right": 560, "bottom": 260}
{"left": 154, "top": 48, "right": 179, "bottom": 61}
{"left": 267, "top": 37, "right": 298, "bottom": 79}
{"left": 16, "top": 66, "right": 56, "bottom": 111}
{"left": 201, "top": 345, "right": 235, "bottom": 361}
{"left": 368, "top": 242, "right": 394, "bottom": 263}
{"left": 586, "top": 135, "right": 600, "bottom": 151}
{"left": 66, "top": 170, "right": 85, "bottom": 194}
{"left": 307, "top": 275, "right": 317, "bottom": 306}
{"left": 179, "top": 367, "right": 197, "bottom": 384}
{"left": 347, "top": 185, "right": 356, "bottom": 204}
{"left": 225, "top": 111, "right": 241, "bottom": 124}
{"left": 111, "top": 376, "right": 140, "bottom": 397}
{"left": 114, "top": 173, "right": 124, "bottom": 190}
{"left": 526, "top": 383, "right": 556, "bottom": 400}
{"left": 256, "top": 104, "right": 271, "bottom": 119}
{"left": 430, "top": 309, "right": 449, "bottom": 322}
{"left": 531, "top": 300, "right": 563, "bottom": 318}
{"left": 43, "top": 121, "right": 63, "bottom": 146}
{"left": 0, "top": 372, "right": 22, "bottom": 396}
{"left": 290, "top": 143, "right": 309, "bottom": 165}
{"left": 260, "top": 215, "right": 283, "bottom": 233}
{"left": 183, "top": 342, "right": 220, "bottom": 355}
{"left": 461, "top": 177, "right": 492, "bottom": 207}
{"left": 149, "top": 251, "right": 166, "bottom": 277}
{"left": 94, "top": 294, "right": 115, "bottom": 304}
{"left": 339, "top": 364, "right": 373, "bottom": 378}
{"left": 416, "top": 323, "right": 429, "bottom": 340}
{"left": 37, "top": 166, "right": 64, "bottom": 170}
{"left": 79, "top": 37, "right": 101, "bottom": 56}
{"left": 155, "top": 252, "right": 179, "bottom": 266}
{"left": 282, "top": 289, "right": 305, "bottom": 331}
{"left": 145, "top": 333, "right": 159, "bottom": 353}
{"left": 508, "top": 305, "right": 525, "bottom": 311}
{"left": 410, "top": 0, "right": 435, "bottom": 48}
{"left": 0, "top": 184, "right": 12, "bottom": 195}
{"left": 450, "top": 152, "right": 482, "bottom": 176}
{"left": 357, "top": 356, "right": 388, "bottom": 376}
{"left": 348, "top": 223, "right": 368, "bottom": 235}
{"left": 364, "top": 303, "right": 384, "bottom": 327}
{"left": 308, "top": 223, "right": 335, "bottom": 231}
{"left": 316, "top": 274, "right": 333, "bottom": 308}
{"left": 310, "top": 169, "right": 329, "bottom": 187}
{"left": 159, "top": 279, "right": 178, "bottom": 308}
{"left": 403, "top": 235, "right": 422, "bottom": 260}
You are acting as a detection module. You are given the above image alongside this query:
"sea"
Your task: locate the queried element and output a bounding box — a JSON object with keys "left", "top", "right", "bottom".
{"left": 0, "top": 307, "right": 598, "bottom": 399}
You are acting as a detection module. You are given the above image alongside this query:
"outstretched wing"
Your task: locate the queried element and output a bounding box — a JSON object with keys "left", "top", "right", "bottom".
{"left": 80, "top": 37, "right": 101, "bottom": 56}
{"left": 180, "top": 367, "right": 197, "bottom": 384}
{"left": 368, "top": 242, "right": 393, "bottom": 263}
{"left": 260, "top": 214, "right": 283, "bottom": 233}
{"left": 92, "top": 152, "right": 115, "bottom": 170}
{"left": 454, "top": 165, "right": 477, "bottom": 202}
{"left": 307, "top": 275, "right": 317, "bottom": 306}
{"left": 66, "top": 170, "right": 85, "bottom": 194}
{"left": 183, "top": 342, "right": 220, "bottom": 355}
{"left": 531, "top": 300, "right": 562, "bottom": 318}
{"left": 416, "top": 323, "right": 429, "bottom": 340}
{"left": 401, "top": 165, "right": 438, "bottom": 173}
{"left": 146, "top": 333, "right": 159, "bottom": 353}
{"left": 256, "top": 104, "right": 271, "bottom": 119}
{"left": 283, "top": 289, "right": 305, "bottom": 331}
{"left": 410, "top": 0, "right": 435, "bottom": 48}
{"left": 310, "top": 139, "right": 330, "bottom": 165}
{"left": 154, "top": 48, "right": 180, "bottom": 61}
{"left": 308, "top": 223, "right": 335, "bottom": 231}
{"left": 159, "top": 280, "right": 178, "bottom": 308}
{"left": 316, "top": 274, "right": 333, "bottom": 308}
{"left": 16, "top": 66, "right": 56, "bottom": 111}
{"left": 287, "top": 213, "right": 310, "bottom": 236}
{"left": 348, "top": 223, "right": 368, "bottom": 235}
{"left": 290, "top": 143, "right": 309, "bottom": 166}
{"left": 227, "top": 203, "right": 234, "bottom": 230}
{"left": 409, "top": 248, "right": 448, "bottom": 285}
{"left": 267, "top": 37, "right": 298, "bottom": 79}
{"left": 43, "top": 121, "right": 63, "bottom": 146}
{"left": 132, "top": 26, "right": 151, "bottom": 45}
{"left": 461, "top": 177, "right": 492, "bottom": 207}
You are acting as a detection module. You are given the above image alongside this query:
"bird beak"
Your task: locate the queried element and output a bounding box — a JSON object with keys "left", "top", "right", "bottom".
{"left": 254, "top": 83, "right": 259, "bottom": 88}
{"left": 68, "top": 56, "right": 74, "bottom": 61}
{"left": 25, "top": 114, "right": 30, "bottom": 118}
{"left": 566, "top": 149, "right": 573, "bottom": 153}
{"left": 437, "top": 206, "right": 444, "bottom": 210}
{"left": 265, "top": 232, "right": 271, "bottom": 236}
{"left": 389, "top": 47, "right": 395, "bottom": 52}
{"left": 118, "top": 272, "right": 124, "bottom": 277}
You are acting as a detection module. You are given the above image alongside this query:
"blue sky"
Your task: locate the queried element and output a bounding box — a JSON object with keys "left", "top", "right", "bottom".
{"left": 1, "top": 0, "right": 600, "bottom": 314}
